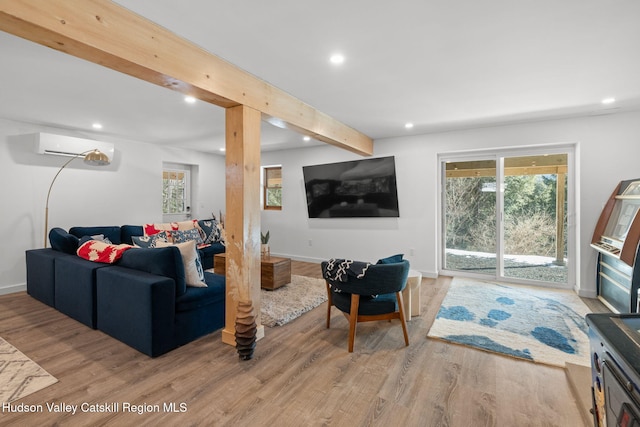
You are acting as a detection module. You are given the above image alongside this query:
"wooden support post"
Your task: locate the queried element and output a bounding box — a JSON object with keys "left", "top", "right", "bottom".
{"left": 221, "top": 105, "right": 264, "bottom": 346}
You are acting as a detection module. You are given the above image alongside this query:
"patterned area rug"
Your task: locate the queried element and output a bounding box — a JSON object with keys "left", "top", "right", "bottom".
{"left": 261, "top": 275, "right": 327, "bottom": 327}
{"left": 427, "top": 277, "right": 591, "bottom": 367}
{"left": 0, "top": 337, "right": 58, "bottom": 403}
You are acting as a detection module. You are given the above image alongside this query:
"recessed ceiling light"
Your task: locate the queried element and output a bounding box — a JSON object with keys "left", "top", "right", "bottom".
{"left": 219, "top": 147, "right": 226, "bottom": 152}
{"left": 185, "top": 96, "right": 196, "bottom": 104}
{"left": 405, "top": 122, "right": 414, "bottom": 129}
{"left": 601, "top": 97, "right": 616, "bottom": 105}
{"left": 92, "top": 123, "right": 103, "bottom": 129}
{"left": 303, "top": 136, "right": 311, "bottom": 142}
{"left": 329, "top": 53, "right": 345, "bottom": 65}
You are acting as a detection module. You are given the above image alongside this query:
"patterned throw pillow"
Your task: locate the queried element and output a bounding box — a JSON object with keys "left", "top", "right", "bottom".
{"left": 143, "top": 220, "right": 198, "bottom": 237}
{"left": 76, "top": 240, "right": 133, "bottom": 263}
{"left": 197, "top": 219, "right": 221, "bottom": 244}
{"left": 155, "top": 240, "right": 207, "bottom": 287}
{"left": 172, "top": 228, "right": 204, "bottom": 245}
{"left": 131, "top": 231, "right": 171, "bottom": 248}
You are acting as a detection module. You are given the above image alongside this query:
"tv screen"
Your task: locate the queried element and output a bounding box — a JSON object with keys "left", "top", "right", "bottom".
{"left": 303, "top": 156, "right": 400, "bottom": 218}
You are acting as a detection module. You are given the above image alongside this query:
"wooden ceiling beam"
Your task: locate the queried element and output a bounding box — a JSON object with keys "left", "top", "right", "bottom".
{"left": 0, "top": 0, "right": 373, "bottom": 156}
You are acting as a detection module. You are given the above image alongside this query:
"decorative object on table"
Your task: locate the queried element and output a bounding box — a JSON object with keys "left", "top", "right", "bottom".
{"left": 234, "top": 300, "right": 257, "bottom": 360}
{"left": 260, "top": 275, "right": 328, "bottom": 327}
{"left": 44, "top": 148, "right": 111, "bottom": 247}
{"left": 427, "top": 277, "right": 591, "bottom": 368}
{"left": 261, "top": 230, "right": 270, "bottom": 258}
{"left": 212, "top": 211, "right": 226, "bottom": 246}
{"left": 214, "top": 253, "right": 291, "bottom": 290}
{"left": 0, "top": 337, "right": 58, "bottom": 403}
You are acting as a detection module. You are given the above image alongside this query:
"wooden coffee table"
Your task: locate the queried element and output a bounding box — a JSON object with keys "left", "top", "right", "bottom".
{"left": 213, "top": 253, "right": 292, "bottom": 290}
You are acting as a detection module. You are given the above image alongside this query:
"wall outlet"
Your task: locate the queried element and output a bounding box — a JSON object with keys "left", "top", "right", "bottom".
{"left": 308, "top": 239, "right": 313, "bottom": 247}
{"left": 409, "top": 248, "right": 415, "bottom": 256}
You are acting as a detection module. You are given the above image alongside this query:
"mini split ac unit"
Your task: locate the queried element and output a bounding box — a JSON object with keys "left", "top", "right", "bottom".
{"left": 31, "top": 132, "right": 114, "bottom": 161}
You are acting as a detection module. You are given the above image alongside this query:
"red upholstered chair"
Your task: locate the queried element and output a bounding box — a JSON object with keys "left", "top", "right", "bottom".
{"left": 322, "top": 258, "right": 410, "bottom": 352}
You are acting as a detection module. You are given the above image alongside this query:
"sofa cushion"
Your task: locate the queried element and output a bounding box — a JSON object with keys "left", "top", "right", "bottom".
{"left": 156, "top": 240, "right": 207, "bottom": 287}
{"left": 55, "top": 254, "right": 109, "bottom": 328}
{"left": 131, "top": 231, "right": 171, "bottom": 248}
{"left": 96, "top": 266, "right": 176, "bottom": 357}
{"left": 172, "top": 228, "right": 204, "bottom": 245}
{"left": 120, "top": 225, "right": 144, "bottom": 245}
{"left": 118, "top": 247, "right": 187, "bottom": 296}
{"left": 69, "top": 226, "right": 122, "bottom": 244}
{"left": 331, "top": 290, "right": 398, "bottom": 315}
{"left": 175, "top": 272, "right": 225, "bottom": 312}
{"left": 197, "top": 219, "right": 222, "bottom": 244}
{"left": 78, "top": 234, "right": 114, "bottom": 246}
{"left": 198, "top": 242, "right": 225, "bottom": 270}
{"left": 77, "top": 240, "right": 133, "bottom": 263}
{"left": 26, "top": 248, "right": 72, "bottom": 307}
{"left": 49, "top": 227, "right": 79, "bottom": 254}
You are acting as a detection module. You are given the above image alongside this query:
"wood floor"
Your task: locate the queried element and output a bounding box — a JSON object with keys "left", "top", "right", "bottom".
{"left": 0, "top": 261, "right": 603, "bottom": 426}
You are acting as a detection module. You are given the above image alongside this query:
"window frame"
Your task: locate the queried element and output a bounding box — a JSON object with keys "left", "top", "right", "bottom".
{"left": 263, "top": 166, "right": 282, "bottom": 211}
{"left": 162, "top": 167, "right": 191, "bottom": 216}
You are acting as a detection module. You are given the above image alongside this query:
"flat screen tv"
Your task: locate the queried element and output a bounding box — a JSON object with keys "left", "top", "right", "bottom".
{"left": 303, "top": 156, "right": 400, "bottom": 218}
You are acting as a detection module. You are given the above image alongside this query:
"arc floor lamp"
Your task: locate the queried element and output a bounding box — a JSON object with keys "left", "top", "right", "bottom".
{"left": 44, "top": 149, "right": 111, "bottom": 247}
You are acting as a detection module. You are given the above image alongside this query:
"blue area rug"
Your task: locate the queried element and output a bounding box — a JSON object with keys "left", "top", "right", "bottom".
{"left": 427, "top": 278, "right": 591, "bottom": 367}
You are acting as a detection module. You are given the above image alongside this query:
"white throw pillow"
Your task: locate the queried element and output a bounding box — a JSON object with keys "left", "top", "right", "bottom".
{"left": 156, "top": 240, "right": 207, "bottom": 288}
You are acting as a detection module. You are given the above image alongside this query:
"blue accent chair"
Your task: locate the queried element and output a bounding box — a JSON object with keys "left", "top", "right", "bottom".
{"left": 321, "top": 259, "right": 410, "bottom": 352}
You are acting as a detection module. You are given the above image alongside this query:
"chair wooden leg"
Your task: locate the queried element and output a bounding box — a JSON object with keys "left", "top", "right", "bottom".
{"left": 326, "top": 282, "right": 332, "bottom": 329}
{"left": 396, "top": 291, "right": 409, "bottom": 346}
{"left": 348, "top": 294, "right": 360, "bottom": 352}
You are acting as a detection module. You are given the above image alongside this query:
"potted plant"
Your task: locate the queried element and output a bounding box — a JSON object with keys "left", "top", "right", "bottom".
{"left": 261, "top": 230, "right": 270, "bottom": 258}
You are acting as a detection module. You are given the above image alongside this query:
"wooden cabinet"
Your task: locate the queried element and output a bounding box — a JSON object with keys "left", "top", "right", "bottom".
{"left": 214, "top": 253, "right": 291, "bottom": 290}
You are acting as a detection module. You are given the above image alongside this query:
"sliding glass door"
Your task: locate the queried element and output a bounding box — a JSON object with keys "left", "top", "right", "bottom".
{"left": 503, "top": 155, "right": 568, "bottom": 283}
{"left": 443, "top": 159, "right": 497, "bottom": 276}
{"left": 442, "top": 149, "right": 571, "bottom": 286}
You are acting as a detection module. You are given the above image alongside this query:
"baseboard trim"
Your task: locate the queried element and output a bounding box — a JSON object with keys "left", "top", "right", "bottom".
{"left": 577, "top": 289, "right": 597, "bottom": 298}
{"left": 274, "top": 253, "right": 437, "bottom": 280}
{"left": 0, "top": 283, "right": 26, "bottom": 295}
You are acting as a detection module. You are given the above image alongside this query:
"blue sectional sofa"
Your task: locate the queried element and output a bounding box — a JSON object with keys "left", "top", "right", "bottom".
{"left": 25, "top": 224, "right": 226, "bottom": 357}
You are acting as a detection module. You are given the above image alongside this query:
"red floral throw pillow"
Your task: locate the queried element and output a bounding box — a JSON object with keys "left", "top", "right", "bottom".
{"left": 143, "top": 220, "right": 198, "bottom": 237}
{"left": 77, "top": 240, "right": 133, "bottom": 263}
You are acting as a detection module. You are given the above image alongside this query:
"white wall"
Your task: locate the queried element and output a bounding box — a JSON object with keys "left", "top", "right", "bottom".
{"left": 4, "top": 110, "right": 640, "bottom": 297}
{"left": 261, "top": 110, "right": 640, "bottom": 297}
{"left": 0, "top": 118, "right": 226, "bottom": 293}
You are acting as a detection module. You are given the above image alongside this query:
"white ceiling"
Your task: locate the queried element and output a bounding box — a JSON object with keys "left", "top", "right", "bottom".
{"left": 1, "top": 0, "right": 640, "bottom": 154}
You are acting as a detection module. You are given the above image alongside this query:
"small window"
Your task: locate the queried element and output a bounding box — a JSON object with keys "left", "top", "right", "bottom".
{"left": 263, "top": 166, "right": 282, "bottom": 210}
{"left": 163, "top": 169, "right": 190, "bottom": 215}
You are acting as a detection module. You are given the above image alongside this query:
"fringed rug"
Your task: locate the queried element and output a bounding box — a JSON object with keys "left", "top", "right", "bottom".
{"left": 427, "top": 277, "right": 591, "bottom": 367}
{"left": 261, "top": 275, "right": 327, "bottom": 327}
{"left": 0, "top": 337, "right": 58, "bottom": 402}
